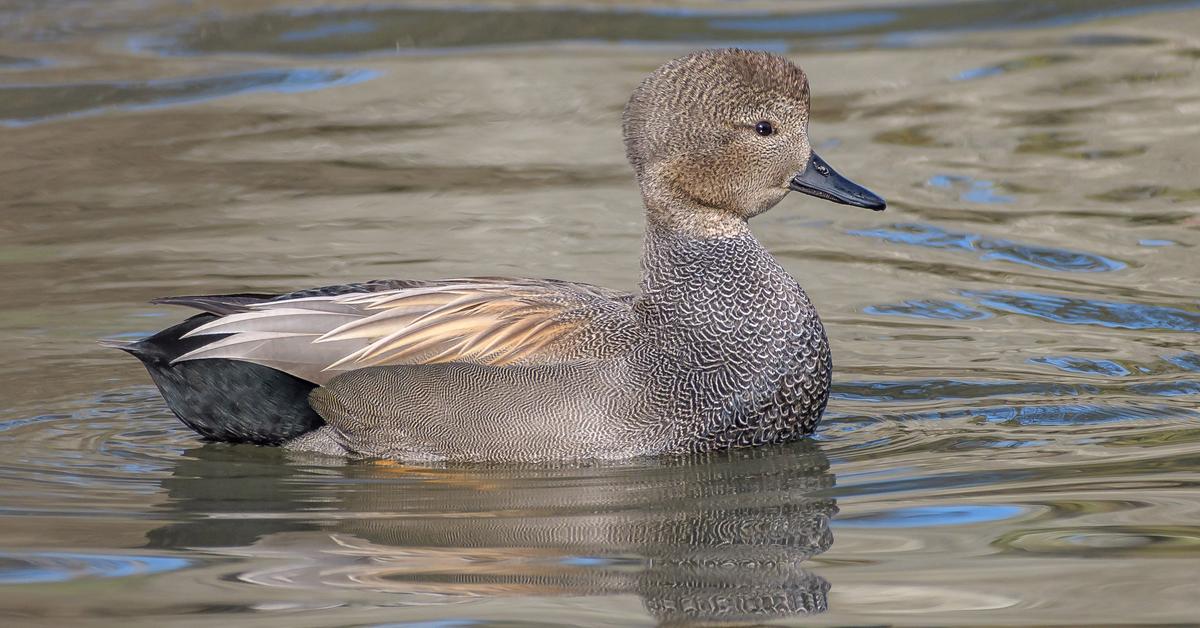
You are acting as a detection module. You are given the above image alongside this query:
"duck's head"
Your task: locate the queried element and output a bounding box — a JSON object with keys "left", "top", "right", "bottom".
{"left": 624, "top": 49, "right": 884, "bottom": 230}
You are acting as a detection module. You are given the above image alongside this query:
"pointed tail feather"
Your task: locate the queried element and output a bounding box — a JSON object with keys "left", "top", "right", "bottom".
{"left": 98, "top": 338, "right": 140, "bottom": 353}
{"left": 151, "top": 293, "right": 275, "bottom": 315}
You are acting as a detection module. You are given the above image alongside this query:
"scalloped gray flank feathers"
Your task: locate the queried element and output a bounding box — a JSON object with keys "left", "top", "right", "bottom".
{"left": 109, "top": 48, "right": 886, "bottom": 462}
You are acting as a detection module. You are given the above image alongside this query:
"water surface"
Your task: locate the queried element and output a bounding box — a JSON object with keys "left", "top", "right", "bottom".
{"left": 2, "top": 0, "right": 1199, "bottom": 625}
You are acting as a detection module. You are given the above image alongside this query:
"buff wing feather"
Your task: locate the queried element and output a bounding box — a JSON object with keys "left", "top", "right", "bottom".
{"left": 171, "top": 278, "right": 629, "bottom": 384}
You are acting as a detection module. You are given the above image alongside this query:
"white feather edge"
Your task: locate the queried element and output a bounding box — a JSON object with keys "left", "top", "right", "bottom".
{"left": 181, "top": 308, "right": 359, "bottom": 338}
{"left": 172, "top": 331, "right": 318, "bottom": 363}
{"left": 170, "top": 330, "right": 370, "bottom": 384}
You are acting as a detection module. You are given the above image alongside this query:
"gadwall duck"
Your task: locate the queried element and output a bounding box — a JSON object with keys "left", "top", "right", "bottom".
{"left": 108, "top": 48, "right": 885, "bottom": 462}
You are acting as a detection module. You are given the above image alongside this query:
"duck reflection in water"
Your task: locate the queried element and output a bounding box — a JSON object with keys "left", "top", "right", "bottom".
{"left": 146, "top": 441, "right": 837, "bottom": 623}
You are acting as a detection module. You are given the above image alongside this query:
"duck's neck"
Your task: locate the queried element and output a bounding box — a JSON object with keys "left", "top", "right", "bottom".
{"left": 641, "top": 194, "right": 753, "bottom": 241}
{"left": 639, "top": 211, "right": 753, "bottom": 297}
{"left": 637, "top": 199, "right": 812, "bottom": 353}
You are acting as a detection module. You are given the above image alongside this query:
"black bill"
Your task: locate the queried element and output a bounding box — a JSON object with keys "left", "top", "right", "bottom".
{"left": 789, "top": 153, "right": 886, "bottom": 211}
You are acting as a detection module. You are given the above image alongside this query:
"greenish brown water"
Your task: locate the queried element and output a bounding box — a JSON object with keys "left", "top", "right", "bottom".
{"left": 2, "top": 0, "right": 1199, "bottom": 625}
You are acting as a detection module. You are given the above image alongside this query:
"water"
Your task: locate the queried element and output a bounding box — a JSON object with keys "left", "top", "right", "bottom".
{"left": 2, "top": 0, "right": 1199, "bottom": 624}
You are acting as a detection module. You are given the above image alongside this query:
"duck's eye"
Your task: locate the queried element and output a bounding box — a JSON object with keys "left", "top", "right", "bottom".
{"left": 754, "top": 121, "right": 775, "bottom": 136}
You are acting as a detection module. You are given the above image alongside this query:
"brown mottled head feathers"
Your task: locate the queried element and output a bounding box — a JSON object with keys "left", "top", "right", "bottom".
{"left": 623, "top": 49, "right": 814, "bottom": 231}
{"left": 624, "top": 49, "right": 810, "bottom": 172}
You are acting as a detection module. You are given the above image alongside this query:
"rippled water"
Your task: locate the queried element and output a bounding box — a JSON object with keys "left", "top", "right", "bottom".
{"left": 2, "top": 0, "right": 1199, "bottom": 625}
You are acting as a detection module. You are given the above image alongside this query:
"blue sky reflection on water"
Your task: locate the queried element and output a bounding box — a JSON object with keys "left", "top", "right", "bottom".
{"left": 0, "top": 69, "right": 379, "bottom": 126}
{"left": 1030, "top": 356, "right": 1132, "bottom": 377}
{"left": 962, "top": 291, "right": 1200, "bottom": 332}
{"left": 834, "top": 504, "right": 1025, "bottom": 528}
{"left": 0, "top": 551, "right": 192, "bottom": 585}
{"left": 850, "top": 223, "right": 1126, "bottom": 273}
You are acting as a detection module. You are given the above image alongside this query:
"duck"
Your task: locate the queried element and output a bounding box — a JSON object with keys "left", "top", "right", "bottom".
{"left": 106, "top": 48, "right": 885, "bottom": 462}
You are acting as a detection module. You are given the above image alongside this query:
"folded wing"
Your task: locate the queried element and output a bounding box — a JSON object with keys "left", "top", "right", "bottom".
{"left": 169, "top": 277, "right": 634, "bottom": 384}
